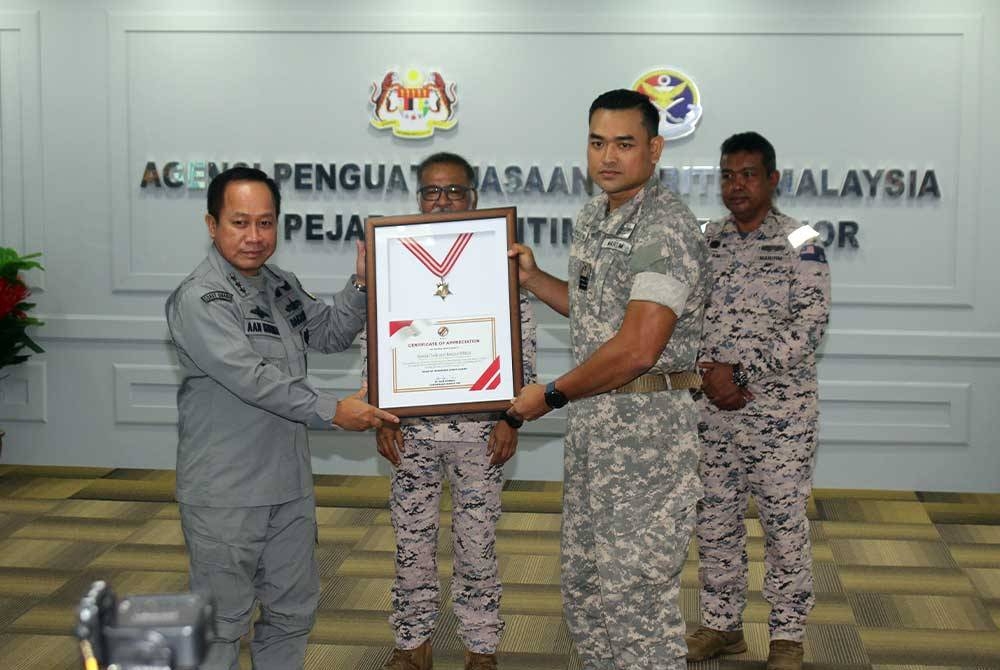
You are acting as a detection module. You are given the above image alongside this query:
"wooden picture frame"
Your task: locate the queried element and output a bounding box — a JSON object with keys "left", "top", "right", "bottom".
{"left": 365, "top": 207, "right": 524, "bottom": 417}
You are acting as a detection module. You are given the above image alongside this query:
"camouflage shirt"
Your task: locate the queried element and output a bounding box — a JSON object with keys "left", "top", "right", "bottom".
{"left": 565, "top": 177, "right": 709, "bottom": 508}
{"left": 360, "top": 293, "right": 537, "bottom": 442}
{"left": 569, "top": 176, "right": 710, "bottom": 371}
{"left": 701, "top": 207, "right": 831, "bottom": 407}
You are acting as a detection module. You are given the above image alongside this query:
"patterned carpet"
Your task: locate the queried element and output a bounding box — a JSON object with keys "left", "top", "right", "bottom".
{"left": 0, "top": 465, "right": 997, "bottom": 669}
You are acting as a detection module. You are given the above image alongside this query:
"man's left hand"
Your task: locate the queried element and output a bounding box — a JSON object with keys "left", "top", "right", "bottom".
{"left": 487, "top": 420, "right": 519, "bottom": 465}
{"left": 699, "top": 361, "right": 753, "bottom": 411}
{"left": 509, "top": 383, "right": 550, "bottom": 421}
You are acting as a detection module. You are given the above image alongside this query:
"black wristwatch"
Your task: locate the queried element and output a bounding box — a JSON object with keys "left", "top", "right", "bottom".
{"left": 544, "top": 381, "right": 569, "bottom": 409}
{"left": 732, "top": 363, "right": 750, "bottom": 389}
{"left": 500, "top": 411, "right": 524, "bottom": 429}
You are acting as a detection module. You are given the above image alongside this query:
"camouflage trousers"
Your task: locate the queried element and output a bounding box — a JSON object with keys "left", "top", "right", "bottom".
{"left": 696, "top": 401, "right": 818, "bottom": 641}
{"left": 388, "top": 438, "right": 504, "bottom": 653}
{"left": 561, "top": 402, "right": 699, "bottom": 670}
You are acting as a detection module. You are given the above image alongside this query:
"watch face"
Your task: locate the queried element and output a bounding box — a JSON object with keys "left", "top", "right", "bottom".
{"left": 545, "top": 382, "right": 568, "bottom": 408}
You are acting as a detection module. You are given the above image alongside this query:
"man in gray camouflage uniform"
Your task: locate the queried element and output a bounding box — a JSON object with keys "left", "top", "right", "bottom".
{"left": 166, "top": 167, "right": 397, "bottom": 670}
{"left": 369, "top": 152, "right": 537, "bottom": 670}
{"left": 509, "top": 89, "right": 709, "bottom": 670}
{"left": 685, "top": 132, "right": 831, "bottom": 670}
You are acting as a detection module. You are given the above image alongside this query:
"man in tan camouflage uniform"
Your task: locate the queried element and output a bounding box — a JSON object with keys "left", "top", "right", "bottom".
{"left": 509, "top": 89, "right": 709, "bottom": 670}
{"left": 368, "top": 152, "right": 537, "bottom": 670}
{"left": 685, "top": 132, "right": 831, "bottom": 670}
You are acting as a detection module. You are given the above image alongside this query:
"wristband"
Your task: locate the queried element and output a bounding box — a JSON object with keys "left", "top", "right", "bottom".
{"left": 501, "top": 411, "right": 524, "bottom": 429}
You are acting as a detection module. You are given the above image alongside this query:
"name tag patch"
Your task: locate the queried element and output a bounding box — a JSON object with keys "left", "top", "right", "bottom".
{"left": 601, "top": 238, "right": 633, "bottom": 254}
{"left": 246, "top": 319, "right": 281, "bottom": 337}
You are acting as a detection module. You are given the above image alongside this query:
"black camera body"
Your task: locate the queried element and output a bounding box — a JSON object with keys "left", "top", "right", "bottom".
{"left": 75, "top": 581, "right": 213, "bottom": 670}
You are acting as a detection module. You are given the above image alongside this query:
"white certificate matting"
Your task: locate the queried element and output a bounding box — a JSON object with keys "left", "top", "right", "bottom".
{"left": 368, "top": 211, "right": 520, "bottom": 414}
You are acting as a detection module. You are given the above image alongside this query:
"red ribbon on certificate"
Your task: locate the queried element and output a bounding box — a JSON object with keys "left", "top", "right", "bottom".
{"left": 400, "top": 233, "right": 473, "bottom": 278}
{"left": 470, "top": 356, "right": 501, "bottom": 391}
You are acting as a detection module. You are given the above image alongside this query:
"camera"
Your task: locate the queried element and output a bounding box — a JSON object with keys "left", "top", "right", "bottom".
{"left": 75, "top": 581, "right": 213, "bottom": 670}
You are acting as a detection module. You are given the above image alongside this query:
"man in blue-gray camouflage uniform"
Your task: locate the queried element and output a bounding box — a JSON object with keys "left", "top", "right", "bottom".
{"left": 509, "top": 89, "right": 709, "bottom": 670}
{"left": 166, "top": 166, "right": 397, "bottom": 670}
{"left": 368, "top": 152, "right": 537, "bottom": 670}
{"left": 685, "top": 132, "right": 831, "bottom": 670}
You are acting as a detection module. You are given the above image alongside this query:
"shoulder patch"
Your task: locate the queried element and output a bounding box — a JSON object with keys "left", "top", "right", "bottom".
{"left": 201, "top": 290, "right": 233, "bottom": 304}
{"left": 628, "top": 242, "right": 665, "bottom": 272}
{"left": 799, "top": 244, "right": 828, "bottom": 263}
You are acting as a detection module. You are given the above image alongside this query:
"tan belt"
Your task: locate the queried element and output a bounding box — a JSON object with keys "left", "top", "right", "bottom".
{"left": 614, "top": 371, "right": 702, "bottom": 393}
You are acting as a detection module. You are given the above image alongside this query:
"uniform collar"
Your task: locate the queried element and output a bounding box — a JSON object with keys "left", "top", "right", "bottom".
{"left": 594, "top": 176, "right": 659, "bottom": 234}
{"left": 722, "top": 205, "right": 781, "bottom": 239}
{"left": 207, "top": 244, "right": 263, "bottom": 299}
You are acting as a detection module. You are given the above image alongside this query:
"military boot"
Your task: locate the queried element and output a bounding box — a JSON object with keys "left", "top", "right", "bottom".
{"left": 464, "top": 650, "right": 498, "bottom": 669}
{"left": 685, "top": 626, "right": 747, "bottom": 661}
{"left": 766, "top": 639, "right": 804, "bottom": 670}
{"left": 383, "top": 639, "right": 433, "bottom": 670}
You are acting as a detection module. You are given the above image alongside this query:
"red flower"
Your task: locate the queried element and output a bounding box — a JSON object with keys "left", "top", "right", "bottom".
{"left": 0, "top": 277, "right": 29, "bottom": 319}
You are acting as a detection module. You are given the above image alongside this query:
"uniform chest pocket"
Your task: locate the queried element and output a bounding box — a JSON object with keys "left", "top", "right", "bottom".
{"left": 592, "top": 248, "right": 631, "bottom": 320}
{"left": 242, "top": 303, "right": 289, "bottom": 360}
{"left": 746, "top": 259, "right": 794, "bottom": 318}
{"left": 247, "top": 332, "right": 288, "bottom": 360}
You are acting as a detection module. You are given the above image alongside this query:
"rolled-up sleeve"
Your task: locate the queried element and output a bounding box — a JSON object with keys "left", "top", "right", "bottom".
{"left": 630, "top": 271, "right": 690, "bottom": 317}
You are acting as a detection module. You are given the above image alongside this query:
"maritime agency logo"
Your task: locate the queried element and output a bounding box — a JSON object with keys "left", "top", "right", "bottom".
{"left": 370, "top": 68, "right": 458, "bottom": 139}
{"left": 632, "top": 68, "right": 703, "bottom": 141}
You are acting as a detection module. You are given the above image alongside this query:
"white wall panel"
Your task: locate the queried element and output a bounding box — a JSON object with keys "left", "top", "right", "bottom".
{"left": 0, "top": 11, "right": 44, "bottom": 289}
{"left": 0, "top": 360, "right": 46, "bottom": 422}
{"left": 113, "top": 363, "right": 178, "bottom": 424}
{"left": 819, "top": 381, "right": 970, "bottom": 445}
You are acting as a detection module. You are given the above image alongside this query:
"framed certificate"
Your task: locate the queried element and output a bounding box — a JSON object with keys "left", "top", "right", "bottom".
{"left": 365, "top": 207, "right": 524, "bottom": 417}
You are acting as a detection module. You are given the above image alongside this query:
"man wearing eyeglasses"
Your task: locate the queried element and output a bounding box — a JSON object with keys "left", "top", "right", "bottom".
{"left": 365, "top": 152, "right": 537, "bottom": 670}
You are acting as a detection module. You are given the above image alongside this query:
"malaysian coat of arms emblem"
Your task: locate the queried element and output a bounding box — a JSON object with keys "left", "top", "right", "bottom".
{"left": 370, "top": 68, "right": 458, "bottom": 138}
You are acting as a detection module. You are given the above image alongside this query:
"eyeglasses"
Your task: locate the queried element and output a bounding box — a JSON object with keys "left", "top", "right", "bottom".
{"left": 418, "top": 184, "right": 475, "bottom": 202}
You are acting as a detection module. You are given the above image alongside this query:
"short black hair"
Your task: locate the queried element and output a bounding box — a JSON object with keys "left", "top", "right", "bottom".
{"left": 589, "top": 89, "right": 660, "bottom": 140}
{"left": 416, "top": 152, "right": 476, "bottom": 187}
{"left": 206, "top": 166, "right": 281, "bottom": 220}
{"left": 720, "top": 132, "right": 777, "bottom": 175}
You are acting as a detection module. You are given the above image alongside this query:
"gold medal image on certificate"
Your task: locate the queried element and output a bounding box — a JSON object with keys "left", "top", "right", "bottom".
{"left": 365, "top": 208, "right": 523, "bottom": 417}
